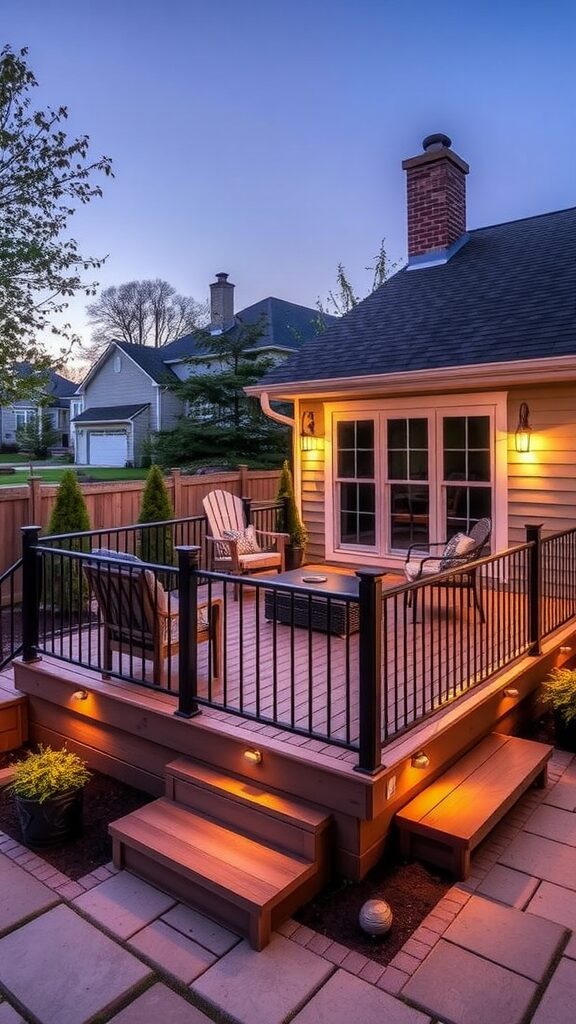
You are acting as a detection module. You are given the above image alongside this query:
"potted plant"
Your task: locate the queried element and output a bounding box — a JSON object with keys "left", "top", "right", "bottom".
{"left": 276, "top": 460, "right": 308, "bottom": 570}
{"left": 9, "top": 745, "right": 91, "bottom": 848}
{"left": 541, "top": 667, "right": 576, "bottom": 752}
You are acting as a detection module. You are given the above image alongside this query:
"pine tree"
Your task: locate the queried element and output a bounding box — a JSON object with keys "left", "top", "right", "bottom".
{"left": 45, "top": 470, "right": 91, "bottom": 609}
{"left": 138, "top": 465, "right": 174, "bottom": 564}
{"left": 276, "top": 460, "right": 307, "bottom": 548}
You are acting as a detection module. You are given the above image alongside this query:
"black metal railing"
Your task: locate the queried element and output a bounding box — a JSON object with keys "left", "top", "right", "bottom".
{"left": 0, "top": 557, "right": 23, "bottom": 670}
{"left": 17, "top": 520, "right": 576, "bottom": 775}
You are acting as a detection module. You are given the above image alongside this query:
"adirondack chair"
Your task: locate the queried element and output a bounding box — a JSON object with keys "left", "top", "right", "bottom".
{"left": 84, "top": 562, "right": 222, "bottom": 688}
{"left": 202, "top": 490, "right": 288, "bottom": 587}
{"left": 404, "top": 517, "right": 492, "bottom": 623}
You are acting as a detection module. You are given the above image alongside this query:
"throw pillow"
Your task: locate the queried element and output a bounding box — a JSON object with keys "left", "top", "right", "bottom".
{"left": 439, "top": 532, "right": 476, "bottom": 569}
{"left": 222, "top": 525, "right": 261, "bottom": 556}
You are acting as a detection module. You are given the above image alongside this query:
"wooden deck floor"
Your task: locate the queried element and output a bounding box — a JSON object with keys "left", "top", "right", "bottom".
{"left": 35, "top": 566, "right": 555, "bottom": 760}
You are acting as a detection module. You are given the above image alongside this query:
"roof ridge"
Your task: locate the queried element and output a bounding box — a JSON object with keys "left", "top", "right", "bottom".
{"left": 470, "top": 205, "right": 576, "bottom": 234}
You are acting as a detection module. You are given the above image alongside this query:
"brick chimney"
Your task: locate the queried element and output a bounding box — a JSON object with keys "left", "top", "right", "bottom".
{"left": 210, "top": 272, "right": 235, "bottom": 332}
{"left": 402, "top": 134, "right": 469, "bottom": 266}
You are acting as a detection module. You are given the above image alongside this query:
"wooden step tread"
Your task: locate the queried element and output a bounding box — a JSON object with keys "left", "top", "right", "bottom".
{"left": 110, "top": 798, "right": 315, "bottom": 911}
{"left": 167, "top": 758, "right": 329, "bottom": 832}
{"left": 397, "top": 734, "right": 552, "bottom": 843}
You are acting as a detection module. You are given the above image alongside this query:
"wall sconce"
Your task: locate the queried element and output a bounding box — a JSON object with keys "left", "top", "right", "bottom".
{"left": 243, "top": 748, "right": 263, "bottom": 766}
{"left": 560, "top": 646, "right": 572, "bottom": 654}
{"left": 515, "top": 402, "right": 532, "bottom": 453}
{"left": 300, "top": 410, "right": 324, "bottom": 452}
{"left": 72, "top": 689, "right": 88, "bottom": 701}
{"left": 411, "top": 751, "right": 430, "bottom": 770}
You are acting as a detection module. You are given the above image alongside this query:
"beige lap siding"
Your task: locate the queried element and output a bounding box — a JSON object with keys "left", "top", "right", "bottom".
{"left": 508, "top": 384, "right": 576, "bottom": 545}
{"left": 301, "top": 453, "right": 326, "bottom": 561}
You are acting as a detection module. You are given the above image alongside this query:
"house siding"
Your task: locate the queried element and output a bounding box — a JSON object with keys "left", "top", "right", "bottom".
{"left": 131, "top": 407, "right": 151, "bottom": 465}
{"left": 508, "top": 384, "right": 576, "bottom": 544}
{"left": 159, "top": 388, "right": 184, "bottom": 432}
{"left": 83, "top": 349, "right": 159, "bottom": 426}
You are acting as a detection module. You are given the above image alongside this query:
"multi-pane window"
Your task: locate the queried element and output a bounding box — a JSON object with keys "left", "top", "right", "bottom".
{"left": 443, "top": 415, "right": 492, "bottom": 537}
{"left": 387, "top": 417, "right": 429, "bottom": 550}
{"left": 336, "top": 420, "right": 376, "bottom": 547}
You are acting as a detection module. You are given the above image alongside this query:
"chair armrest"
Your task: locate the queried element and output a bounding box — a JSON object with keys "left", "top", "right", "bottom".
{"left": 205, "top": 534, "right": 240, "bottom": 572}
{"left": 405, "top": 539, "right": 448, "bottom": 561}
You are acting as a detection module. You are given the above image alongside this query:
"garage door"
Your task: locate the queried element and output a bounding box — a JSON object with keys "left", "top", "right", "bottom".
{"left": 88, "top": 431, "right": 128, "bottom": 467}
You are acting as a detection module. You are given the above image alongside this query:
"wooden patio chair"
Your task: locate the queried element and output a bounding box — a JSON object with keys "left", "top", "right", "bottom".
{"left": 404, "top": 517, "right": 492, "bottom": 623}
{"left": 84, "top": 563, "right": 222, "bottom": 688}
{"left": 202, "top": 489, "right": 288, "bottom": 589}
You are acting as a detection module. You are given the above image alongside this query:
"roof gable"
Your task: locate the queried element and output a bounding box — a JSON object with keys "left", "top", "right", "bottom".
{"left": 258, "top": 207, "right": 576, "bottom": 389}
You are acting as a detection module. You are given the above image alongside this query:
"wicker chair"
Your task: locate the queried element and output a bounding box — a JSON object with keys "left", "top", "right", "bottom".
{"left": 84, "top": 562, "right": 222, "bottom": 687}
{"left": 202, "top": 489, "right": 288, "bottom": 587}
{"left": 404, "top": 518, "right": 492, "bottom": 623}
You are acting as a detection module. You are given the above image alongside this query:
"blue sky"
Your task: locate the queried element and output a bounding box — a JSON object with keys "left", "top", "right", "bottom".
{"left": 3, "top": 0, "right": 576, "bottom": 350}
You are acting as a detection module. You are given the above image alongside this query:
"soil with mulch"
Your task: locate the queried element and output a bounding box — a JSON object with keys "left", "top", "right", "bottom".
{"left": 0, "top": 754, "right": 152, "bottom": 880}
{"left": 295, "top": 855, "right": 451, "bottom": 966}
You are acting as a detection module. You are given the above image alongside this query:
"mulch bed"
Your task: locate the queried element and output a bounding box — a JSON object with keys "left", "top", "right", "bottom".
{"left": 295, "top": 854, "right": 450, "bottom": 966}
{"left": 0, "top": 758, "right": 152, "bottom": 880}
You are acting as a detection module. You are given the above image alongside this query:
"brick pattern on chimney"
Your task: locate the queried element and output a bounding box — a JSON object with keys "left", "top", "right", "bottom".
{"left": 406, "top": 158, "right": 466, "bottom": 259}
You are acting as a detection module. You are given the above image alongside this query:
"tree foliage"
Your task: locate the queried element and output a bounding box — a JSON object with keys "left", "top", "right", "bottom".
{"left": 47, "top": 470, "right": 91, "bottom": 535}
{"left": 138, "top": 464, "right": 174, "bottom": 564}
{"left": 86, "top": 278, "right": 207, "bottom": 355}
{"left": 16, "top": 411, "right": 59, "bottom": 458}
{"left": 276, "top": 460, "right": 307, "bottom": 547}
{"left": 0, "top": 46, "right": 112, "bottom": 400}
{"left": 315, "top": 238, "right": 399, "bottom": 328}
{"left": 154, "top": 316, "right": 289, "bottom": 468}
{"left": 45, "top": 470, "right": 91, "bottom": 607}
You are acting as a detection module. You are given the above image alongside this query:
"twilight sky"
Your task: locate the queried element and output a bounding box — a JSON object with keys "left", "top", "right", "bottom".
{"left": 3, "top": 0, "right": 576, "bottom": 352}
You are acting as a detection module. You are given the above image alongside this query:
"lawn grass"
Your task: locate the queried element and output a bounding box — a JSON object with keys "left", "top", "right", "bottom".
{"left": 0, "top": 467, "right": 150, "bottom": 486}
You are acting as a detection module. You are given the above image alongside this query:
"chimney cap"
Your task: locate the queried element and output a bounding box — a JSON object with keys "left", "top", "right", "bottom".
{"left": 422, "top": 133, "right": 452, "bottom": 152}
{"left": 214, "top": 272, "right": 229, "bottom": 283}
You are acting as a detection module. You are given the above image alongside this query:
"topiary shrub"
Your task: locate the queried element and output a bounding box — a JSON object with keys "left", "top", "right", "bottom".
{"left": 45, "top": 470, "right": 91, "bottom": 609}
{"left": 138, "top": 464, "right": 174, "bottom": 564}
{"left": 276, "top": 460, "right": 307, "bottom": 548}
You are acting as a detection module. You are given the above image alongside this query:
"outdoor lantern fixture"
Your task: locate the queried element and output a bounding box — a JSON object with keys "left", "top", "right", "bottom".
{"left": 300, "top": 410, "right": 324, "bottom": 452}
{"left": 71, "top": 688, "right": 88, "bottom": 701}
{"left": 411, "top": 751, "right": 430, "bottom": 770}
{"left": 243, "top": 747, "right": 263, "bottom": 766}
{"left": 515, "top": 402, "right": 532, "bottom": 453}
{"left": 503, "top": 687, "right": 519, "bottom": 698}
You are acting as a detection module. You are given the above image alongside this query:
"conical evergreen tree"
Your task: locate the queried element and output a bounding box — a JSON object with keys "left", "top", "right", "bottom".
{"left": 45, "top": 470, "right": 91, "bottom": 609}
{"left": 276, "top": 460, "right": 307, "bottom": 547}
{"left": 138, "top": 465, "right": 174, "bottom": 564}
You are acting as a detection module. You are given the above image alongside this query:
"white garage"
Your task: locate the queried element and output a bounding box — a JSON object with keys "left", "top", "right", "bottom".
{"left": 88, "top": 431, "right": 128, "bottom": 467}
{"left": 71, "top": 403, "right": 150, "bottom": 467}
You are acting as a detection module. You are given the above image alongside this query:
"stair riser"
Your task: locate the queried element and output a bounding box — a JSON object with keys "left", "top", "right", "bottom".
{"left": 114, "top": 840, "right": 269, "bottom": 949}
{"left": 169, "top": 776, "right": 318, "bottom": 860}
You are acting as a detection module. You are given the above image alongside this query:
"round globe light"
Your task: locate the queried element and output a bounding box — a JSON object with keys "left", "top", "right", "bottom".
{"left": 358, "top": 898, "right": 393, "bottom": 937}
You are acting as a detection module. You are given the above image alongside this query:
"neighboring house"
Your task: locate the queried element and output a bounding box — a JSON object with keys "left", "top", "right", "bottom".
{"left": 72, "top": 275, "right": 330, "bottom": 466}
{"left": 251, "top": 133, "right": 576, "bottom": 567}
{"left": 0, "top": 366, "right": 77, "bottom": 453}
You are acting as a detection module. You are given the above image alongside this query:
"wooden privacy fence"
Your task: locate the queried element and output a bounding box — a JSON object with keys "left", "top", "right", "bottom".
{"left": 0, "top": 466, "right": 281, "bottom": 576}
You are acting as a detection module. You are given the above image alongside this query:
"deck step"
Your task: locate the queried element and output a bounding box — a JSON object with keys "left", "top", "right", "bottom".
{"left": 396, "top": 733, "right": 552, "bottom": 879}
{"left": 166, "top": 758, "right": 330, "bottom": 860}
{"left": 110, "top": 797, "right": 327, "bottom": 949}
{"left": 0, "top": 692, "right": 27, "bottom": 753}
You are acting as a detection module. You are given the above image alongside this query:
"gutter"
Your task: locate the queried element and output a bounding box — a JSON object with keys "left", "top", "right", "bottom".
{"left": 259, "top": 392, "right": 295, "bottom": 428}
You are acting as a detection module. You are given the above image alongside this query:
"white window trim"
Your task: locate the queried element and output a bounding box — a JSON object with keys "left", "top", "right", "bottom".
{"left": 324, "top": 392, "right": 508, "bottom": 568}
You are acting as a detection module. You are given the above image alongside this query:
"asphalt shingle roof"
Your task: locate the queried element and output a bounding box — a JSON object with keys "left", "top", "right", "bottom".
{"left": 73, "top": 404, "right": 149, "bottom": 423}
{"left": 114, "top": 342, "right": 179, "bottom": 383}
{"left": 258, "top": 207, "right": 576, "bottom": 388}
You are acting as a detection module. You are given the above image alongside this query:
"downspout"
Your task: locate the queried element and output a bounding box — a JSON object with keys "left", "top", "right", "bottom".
{"left": 259, "top": 392, "right": 295, "bottom": 429}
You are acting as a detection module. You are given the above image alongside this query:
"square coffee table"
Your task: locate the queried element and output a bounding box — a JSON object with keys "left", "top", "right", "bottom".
{"left": 264, "top": 569, "right": 362, "bottom": 636}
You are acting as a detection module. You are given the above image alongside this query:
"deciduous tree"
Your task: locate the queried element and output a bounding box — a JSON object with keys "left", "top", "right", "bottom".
{"left": 86, "top": 278, "right": 207, "bottom": 355}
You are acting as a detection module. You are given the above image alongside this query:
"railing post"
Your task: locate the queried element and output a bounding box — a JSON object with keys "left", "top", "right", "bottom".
{"left": 242, "top": 497, "right": 252, "bottom": 526}
{"left": 355, "top": 568, "right": 385, "bottom": 775}
{"left": 174, "top": 545, "right": 202, "bottom": 718}
{"left": 21, "top": 525, "right": 42, "bottom": 664}
{"left": 526, "top": 523, "right": 543, "bottom": 655}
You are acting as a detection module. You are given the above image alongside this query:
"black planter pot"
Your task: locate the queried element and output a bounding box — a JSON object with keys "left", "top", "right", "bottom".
{"left": 15, "top": 789, "right": 84, "bottom": 848}
{"left": 285, "top": 545, "right": 304, "bottom": 571}
{"left": 554, "top": 712, "right": 576, "bottom": 753}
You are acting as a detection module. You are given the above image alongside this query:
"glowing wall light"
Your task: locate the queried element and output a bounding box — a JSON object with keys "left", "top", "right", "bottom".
{"left": 514, "top": 402, "right": 532, "bottom": 453}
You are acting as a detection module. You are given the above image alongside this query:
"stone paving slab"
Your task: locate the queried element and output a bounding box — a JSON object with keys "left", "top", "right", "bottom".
{"left": 0, "top": 904, "right": 151, "bottom": 1024}
{"left": 476, "top": 864, "right": 540, "bottom": 908}
{"left": 73, "top": 871, "right": 175, "bottom": 939}
{"left": 526, "top": 879, "right": 576, "bottom": 933}
{"left": 0, "top": 854, "right": 59, "bottom": 934}
{"left": 402, "top": 939, "right": 537, "bottom": 1024}
{"left": 192, "top": 934, "right": 333, "bottom": 1024}
{"left": 0, "top": 1002, "right": 27, "bottom": 1024}
{"left": 109, "top": 983, "right": 213, "bottom": 1022}
{"left": 442, "top": 893, "right": 565, "bottom": 981}
{"left": 543, "top": 772, "right": 576, "bottom": 812}
{"left": 524, "top": 802, "right": 576, "bottom": 846}
{"left": 129, "top": 919, "right": 216, "bottom": 983}
{"left": 162, "top": 903, "right": 240, "bottom": 956}
{"left": 531, "top": 957, "right": 576, "bottom": 1024}
{"left": 499, "top": 831, "right": 576, "bottom": 890}
{"left": 291, "top": 969, "right": 431, "bottom": 1024}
